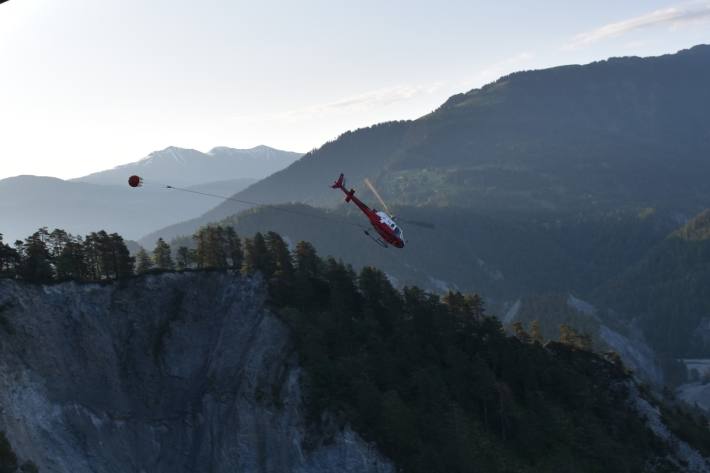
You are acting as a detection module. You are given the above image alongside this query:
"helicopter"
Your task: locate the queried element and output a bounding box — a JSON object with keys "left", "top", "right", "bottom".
{"left": 331, "top": 173, "right": 407, "bottom": 248}
{"left": 127, "top": 172, "right": 431, "bottom": 249}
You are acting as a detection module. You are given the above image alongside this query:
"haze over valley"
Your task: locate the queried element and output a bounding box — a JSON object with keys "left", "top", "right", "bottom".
{"left": 0, "top": 145, "right": 301, "bottom": 243}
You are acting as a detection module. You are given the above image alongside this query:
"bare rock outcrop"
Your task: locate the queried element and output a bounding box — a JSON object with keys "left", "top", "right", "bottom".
{"left": 0, "top": 272, "right": 393, "bottom": 473}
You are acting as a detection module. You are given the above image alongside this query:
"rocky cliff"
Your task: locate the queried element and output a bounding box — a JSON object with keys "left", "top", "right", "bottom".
{"left": 0, "top": 272, "right": 393, "bottom": 473}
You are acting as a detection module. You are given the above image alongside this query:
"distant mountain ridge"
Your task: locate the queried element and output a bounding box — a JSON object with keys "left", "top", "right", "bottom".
{"left": 75, "top": 145, "right": 302, "bottom": 186}
{"left": 0, "top": 175, "right": 255, "bottom": 243}
{"left": 1, "top": 144, "right": 301, "bottom": 243}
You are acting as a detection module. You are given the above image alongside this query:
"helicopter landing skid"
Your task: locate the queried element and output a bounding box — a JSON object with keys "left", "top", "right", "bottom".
{"left": 364, "top": 230, "right": 388, "bottom": 248}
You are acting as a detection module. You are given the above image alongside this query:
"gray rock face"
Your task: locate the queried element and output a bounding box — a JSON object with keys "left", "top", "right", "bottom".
{"left": 677, "top": 382, "right": 710, "bottom": 412}
{"left": 629, "top": 383, "right": 710, "bottom": 472}
{"left": 0, "top": 273, "right": 393, "bottom": 473}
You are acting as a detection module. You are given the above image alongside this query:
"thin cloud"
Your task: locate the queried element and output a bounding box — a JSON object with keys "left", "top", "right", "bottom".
{"left": 458, "top": 52, "right": 536, "bottom": 90}
{"left": 233, "top": 82, "right": 446, "bottom": 124}
{"left": 282, "top": 83, "right": 446, "bottom": 119}
{"left": 234, "top": 53, "right": 538, "bottom": 128}
{"left": 567, "top": 2, "right": 710, "bottom": 49}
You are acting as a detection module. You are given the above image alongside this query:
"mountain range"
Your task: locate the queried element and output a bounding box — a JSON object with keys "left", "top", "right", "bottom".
{"left": 5, "top": 45, "right": 710, "bottom": 384}
{"left": 145, "top": 44, "right": 710, "bottom": 244}
{"left": 0, "top": 145, "right": 300, "bottom": 243}
{"left": 140, "top": 45, "right": 710, "bottom": 380}
{"left": 76, "top": 145, "right": 302, "bottom": 186}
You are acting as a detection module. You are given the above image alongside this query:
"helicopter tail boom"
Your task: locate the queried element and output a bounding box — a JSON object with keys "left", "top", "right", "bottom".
{"left": 332, "top": 173, "right": 356, "bottom": 202}
{"left": 331, "top": 173, "right": 345, "bottom": 190}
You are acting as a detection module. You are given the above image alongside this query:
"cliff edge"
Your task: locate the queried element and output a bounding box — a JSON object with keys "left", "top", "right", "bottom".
{"left": 0, "top": 272, "right": 393, "bottom": 473}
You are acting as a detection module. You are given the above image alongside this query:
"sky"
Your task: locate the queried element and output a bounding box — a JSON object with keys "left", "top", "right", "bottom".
{"left": 1, "top": 0, "right": 709, "bottom": 180}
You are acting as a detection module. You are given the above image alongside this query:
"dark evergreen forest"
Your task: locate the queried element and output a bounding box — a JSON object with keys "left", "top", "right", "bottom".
{"left": 3, "top": 225, "right": 710, "bottom": 472}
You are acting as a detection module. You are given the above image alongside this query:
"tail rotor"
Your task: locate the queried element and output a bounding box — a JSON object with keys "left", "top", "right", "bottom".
{"left": 331, "top": 173, "right": 346, "bottom": 189}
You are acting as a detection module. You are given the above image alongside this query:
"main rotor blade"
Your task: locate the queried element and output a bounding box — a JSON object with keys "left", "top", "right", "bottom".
{"left": 397, "top": 218, "right": 436, "bottom": 230}
{"left": 362, "top": 178, "right": 435, "bottom": 229}
{"left": 364, "top": 178, "right": 392, "bottom": 215}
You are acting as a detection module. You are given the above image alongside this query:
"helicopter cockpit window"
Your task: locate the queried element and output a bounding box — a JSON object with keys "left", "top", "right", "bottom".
{"left": 394, "top": 227, "right": 401, "bottom": 236}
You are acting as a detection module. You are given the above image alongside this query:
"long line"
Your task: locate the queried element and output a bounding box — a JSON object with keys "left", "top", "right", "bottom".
{"left": 164, "top": 185, "right": 365, "bottom": 229}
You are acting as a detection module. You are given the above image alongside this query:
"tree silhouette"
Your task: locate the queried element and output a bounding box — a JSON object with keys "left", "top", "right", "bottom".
{"left": 242, "top": 232, "right": 273, "bottom": 276}
{"left": 176, "top": 246, "right": 194, "bottom": 270}
{"left": 0, "top": 234, "right": 19, "bottom": 278}
{"left": 224, "top": 226, "right": 243, "bottom": 269}
{"left": 193, "top": 226, "right": 229, "bottom": 268}
{"left": 135, "top": 248, "right": 154, "bottom": 274}
{"left": 55, "top": 237, "right": 86, "bottom": 281}
{"left": 152, "top": 238, "right": 174, "bottom": 270}
{"left": 529, "top": 320, "right": 544, "bottom": 344}
{"left": 17, "top": 228, "right": 53, "bottom": 283}
{"left": 511, "top": 321, "right": 531, "bottom": 343}
{"left": 294, "top": 241, "right": 320, "bottom": 278}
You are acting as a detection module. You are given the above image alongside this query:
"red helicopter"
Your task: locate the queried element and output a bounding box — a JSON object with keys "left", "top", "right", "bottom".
{"left": 331, "top": 173, "right": 406, "bottom": 248}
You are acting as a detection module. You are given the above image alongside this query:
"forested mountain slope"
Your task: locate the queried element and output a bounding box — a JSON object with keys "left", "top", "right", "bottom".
{"left": 165, "top": 204, "right": 674, "bottom": 301}
{"left": 147, "top": 45, "right": 710, "bottom": 243}
{"left": 597, "top": 209, "right": 710, "bottom": 358}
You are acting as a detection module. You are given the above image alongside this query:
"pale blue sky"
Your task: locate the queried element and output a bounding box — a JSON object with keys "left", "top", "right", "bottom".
{"left": 1, "top": 0, "right": 709, "bottom": 179}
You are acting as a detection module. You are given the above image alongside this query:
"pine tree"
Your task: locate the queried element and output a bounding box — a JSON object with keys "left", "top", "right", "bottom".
{"left": 152, "top": 238, "right": 174, "bottom": 270}
{"left": 241, "top": 238, "right": 253, "bottom": 273}
{"left": 358, "top": 266, "right": 401, "bottom": 335}
{"left": 559, "top": 324, "right": 592, "bottom": 350}
{"left": 559, "top": 324, "right": 576, "bottom": 346}
{"left": 224, "top": 226, "right": 243, "bottom": 269}
{"left": 176, "top": 246, "right": 194, "bottom": 270}
{"left": 604, "top": 351, "right": 623, "bottom": 368}
{"left": 192, "top": 228, "right": 208, "bottom": 269}
{"left": 135, "top": 248, "right": 154, "bottom": 273}
{"left": 207, "top": 226, "right": 228, "bottom": 268}
{"left": 465, "top": 293, "right": 485, "bottom": 319}
{"left": 82, "top": 232, "right": 102, "bottom": 280}
{"left": 55, "top": 237, "right": 87, "bottom": 281}
{"left": 577, "top": 333, "right": 593, "bottom": 351}
{"left": 291, "top": 240, "right": 323, "bottom": 309}
{"left": 95, "top": 230, "right": 115, "bottom": 279}
{"left": 266, "top": 231, "right": 293, "bottom": 276}
{"left": 443, "top": 291, "right": 466, "bottom": 316}
{"left": 529, "top": 320, "right": 544, "bottom": 344}
{"left": 294, "top": 241, "right": 320, "bottom": 278}
{"left": 47, "top": 228, "right": 71, "bottom": 259}
{"left": 444, "top": 291, "right": 484, "bottom": 324}
{"left": 323, "top": 257, "right": 359, "bottom": 323}
{"left": 0, "top": 234, "right": 19, "bottom": 278}
{"left": 17, "top": 228, "right": 54, "bottom": 283}
{"left": 84, "top": 231, "right": 133, "bottom": 280}
{"left": 109, "top": 233, "right": 134, "bottom": 279}
{"left": 264, "top": 232, "right": 294, "bottom": 304}
{"left": 242, "top": 232, "right": 273, "bottom": 276}
{"left": 193, "top": 226, "right": 228, "bottom": 268}
{"left": 511, "top": 321, "right": 531, "bottom": 343}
